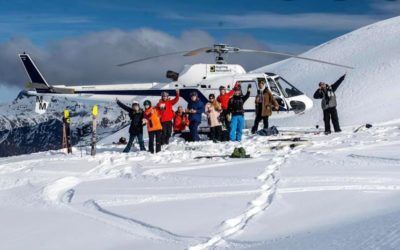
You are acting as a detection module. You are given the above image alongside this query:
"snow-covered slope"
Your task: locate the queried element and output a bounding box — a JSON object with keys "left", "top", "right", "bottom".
{"left": 255, "top": 16, "right": 400, "bottom": 127}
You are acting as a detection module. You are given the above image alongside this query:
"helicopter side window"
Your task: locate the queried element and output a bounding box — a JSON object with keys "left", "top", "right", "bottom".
{"left": 237, "top": 80, "right": 257, "bottom": 96}
{"left": 275, "top": 77, "right": 303, "bottom": 98}
{"left": 267, "top": 78, "right": 281, "bottom": 96}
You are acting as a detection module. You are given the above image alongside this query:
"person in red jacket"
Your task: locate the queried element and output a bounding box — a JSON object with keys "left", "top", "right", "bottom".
{"left": 156, "top": 89, "right": 179, "bottom": 145}
{"left": 217, "top": 83, "right": 239, "bottom": 130}
{"left": 173, "top": 106, "right": 189, "bottom": 133}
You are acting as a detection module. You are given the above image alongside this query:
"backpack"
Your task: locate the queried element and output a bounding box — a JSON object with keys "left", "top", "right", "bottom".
{"left": 256, "top": 126, "right": 279, "bottom": 136}
{"left": 230, "top": 147, "right": 250, "bottom": 158}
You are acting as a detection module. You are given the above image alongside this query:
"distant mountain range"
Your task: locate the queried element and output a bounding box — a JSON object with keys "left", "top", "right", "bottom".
{"left": 0, "top": 91, "right": 130, "bottom": 157}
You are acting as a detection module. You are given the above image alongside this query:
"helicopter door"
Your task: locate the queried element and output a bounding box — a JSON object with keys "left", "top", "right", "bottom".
{"left": 267, "top": 78, "right": 288, "bottom": 112}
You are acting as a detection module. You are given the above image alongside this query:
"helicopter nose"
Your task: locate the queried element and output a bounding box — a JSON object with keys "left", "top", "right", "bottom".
{"left": 303, "top": 95, "right": 314, "bottom": 111}
{"left": 289, "top": 94, "right": 313, "bottom": 113}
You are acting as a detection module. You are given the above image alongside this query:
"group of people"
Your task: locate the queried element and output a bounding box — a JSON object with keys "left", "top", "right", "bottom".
{"left": 116, "top": 80, "right": 280, "bottom": 154}
{"left": 116, "top": 74, "right": 346, "bottom": 154}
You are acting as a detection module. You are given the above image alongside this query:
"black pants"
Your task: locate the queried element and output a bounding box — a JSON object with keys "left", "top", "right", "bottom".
{"left": 323, "top": 107, "right": 341, "bottom": 132}
{"left": 252, "top": 108, "right": 269, "bottom": 133}
{"left": 220, "top": 110, "right": 230, "bottom": 131}
{"left": 148, "top": 130, "right": 162, "bottom": 154}
{"left": 161, "top": 121, "right": 172, "bottom": 145}
{"left": 123, "top": 133, "right": 145, "bottom": 152}
{"left": 209, "top": 125, "right": 222, "bottom": 142}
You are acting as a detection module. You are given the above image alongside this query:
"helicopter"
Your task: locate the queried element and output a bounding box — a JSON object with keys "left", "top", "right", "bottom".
{"left": 20, "top": 44, "right": 352, "bottom": 121}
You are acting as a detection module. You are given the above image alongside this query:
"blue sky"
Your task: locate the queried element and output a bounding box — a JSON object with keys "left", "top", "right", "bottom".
{"left": 0, "top": 0, "right": 399, "bottom": 102}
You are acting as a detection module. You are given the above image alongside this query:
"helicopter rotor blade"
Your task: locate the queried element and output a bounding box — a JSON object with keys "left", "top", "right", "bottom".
{"left": 183, "top": 47, "right": 213, "bottom": 56}
{"left": 238, "top": 49, "right": 354, "bottom": 69}
{"left": 117, "top": 50, "right": 191, "bottom": 67}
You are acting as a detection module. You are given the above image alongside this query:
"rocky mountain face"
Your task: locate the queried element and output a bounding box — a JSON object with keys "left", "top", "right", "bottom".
{"left": 0, "top": 91, "right": 130, "bottom": 157}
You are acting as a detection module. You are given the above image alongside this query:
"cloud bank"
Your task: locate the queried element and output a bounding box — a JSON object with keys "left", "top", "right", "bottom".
{"left": 0, "top": 29, "right": 280, "bottom": 89}
{"left": 164, "top": 12, "right": 385, "bottom": 31}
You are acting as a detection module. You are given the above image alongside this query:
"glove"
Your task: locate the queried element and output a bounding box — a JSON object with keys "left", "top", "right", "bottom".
{"left": 226, "top": 113, "right": 232, "bottom": 122}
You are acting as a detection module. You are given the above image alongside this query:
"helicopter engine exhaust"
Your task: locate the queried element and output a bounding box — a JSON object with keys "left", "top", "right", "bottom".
{"left": 166, "top": 70, "right": 179, "bottom": 81}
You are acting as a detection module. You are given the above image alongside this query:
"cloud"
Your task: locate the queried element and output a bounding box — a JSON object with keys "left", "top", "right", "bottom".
{"left": 0, "top": 13, "right": 93, "bottom": 25}
{"left": 164, "top": 12, "right": 384, "bottom": 31}
{"left": 369, "top": 0, "right": 400, "bottom": 14}
{"left": 0, "top": 28, "right": 282, "bottom": 89}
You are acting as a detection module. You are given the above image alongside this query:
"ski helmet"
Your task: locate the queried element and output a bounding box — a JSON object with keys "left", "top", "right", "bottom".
{"left": 143, "top": 100, "right": 152, "bottom": 107}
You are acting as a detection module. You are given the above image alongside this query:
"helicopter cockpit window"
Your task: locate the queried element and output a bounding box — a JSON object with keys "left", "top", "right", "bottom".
{"left": 274, "top": 77, "right": 303, "bottom": 98}
{"left": 236, "top": 81, "right": 257, "bottom": 96}
{"left": 267, "top": 78, "right": 281, "bottom": 96}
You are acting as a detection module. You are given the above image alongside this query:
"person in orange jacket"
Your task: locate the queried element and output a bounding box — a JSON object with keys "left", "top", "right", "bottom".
{"left": 173, "top": 106, "right": 189, "bottom": 133}
{"left": 156, "top": 90, "right": 179, "bottom": 145}
{"left": 143, "top": 100, "right": 162, "bottom": 154}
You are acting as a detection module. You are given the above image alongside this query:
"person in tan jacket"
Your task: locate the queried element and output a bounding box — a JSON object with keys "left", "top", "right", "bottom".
{"left": 205, "top": 94, "right": 223, "bottom": 142}
{"left": 251, "top": 87, "right": 279, "bottom": 133}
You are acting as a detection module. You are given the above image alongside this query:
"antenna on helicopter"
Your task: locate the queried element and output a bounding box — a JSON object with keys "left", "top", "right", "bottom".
{"left": 117, "top": 44, "right": 354, "bottom": 69}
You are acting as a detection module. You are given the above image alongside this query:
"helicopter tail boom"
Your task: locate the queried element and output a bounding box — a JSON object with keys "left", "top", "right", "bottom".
{"left": 19, "top": 53, "right": 53, "bottom": 93}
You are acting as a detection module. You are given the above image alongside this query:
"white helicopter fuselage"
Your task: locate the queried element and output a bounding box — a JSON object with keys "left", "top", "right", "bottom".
{"left": 20, "top": 53, "right": 313, "bottom": 121}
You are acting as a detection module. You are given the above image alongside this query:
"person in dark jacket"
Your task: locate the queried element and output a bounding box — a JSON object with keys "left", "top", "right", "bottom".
{"left": 252, "top": 80, "right": 267, "bottom": 133}
{"left": 313, "top": 74, "right": 346, "bottom": 134}
{"left": 186, "top": 92, "right": 205, "bottom": 142}
{"left": 116, "top": 99, "right": 146, "bottom": 152}
{"left": 228, "top": 84, "right": 251, "bottom": 141}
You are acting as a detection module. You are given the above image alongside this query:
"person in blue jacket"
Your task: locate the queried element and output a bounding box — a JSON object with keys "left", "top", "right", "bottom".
{"left": 186, "top": 92, "right": 205, "bottom": 142}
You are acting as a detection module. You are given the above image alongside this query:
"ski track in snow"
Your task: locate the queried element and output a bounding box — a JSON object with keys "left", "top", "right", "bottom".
{"left": 188, "top": 146, "right": 304, "bottom": 250}
{"left": 41, "top": 155, "right": 130, "bottom": 204}
{"left": 141, "top": 158, "right": 266, "bottom": 176}
{"left": 38, "top": 154, "right": 203, "bottom": 244}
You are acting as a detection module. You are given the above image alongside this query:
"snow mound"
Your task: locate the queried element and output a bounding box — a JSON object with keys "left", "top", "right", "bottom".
{"left": 255, "top": 16, "right": 400, "bottom": 126}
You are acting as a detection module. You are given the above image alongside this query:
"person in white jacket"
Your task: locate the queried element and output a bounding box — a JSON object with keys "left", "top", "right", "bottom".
{"left": 205, "top": 94, "right": 223, "bottom": 142}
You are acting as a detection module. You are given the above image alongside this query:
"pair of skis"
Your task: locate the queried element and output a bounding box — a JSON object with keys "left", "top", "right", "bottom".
{"left": 62, "top": 105, "right": 98, "bottom": 156}
{"left": 62, "top": 110, "right": 73, "bottom": 154}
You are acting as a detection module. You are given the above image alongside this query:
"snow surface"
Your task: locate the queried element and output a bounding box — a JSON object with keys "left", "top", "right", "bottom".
{"left": 1, "top": 124, "right": 400, "bottom": 250}
{"left": 1, "top": 17, "right": 400, "bottom": 250}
